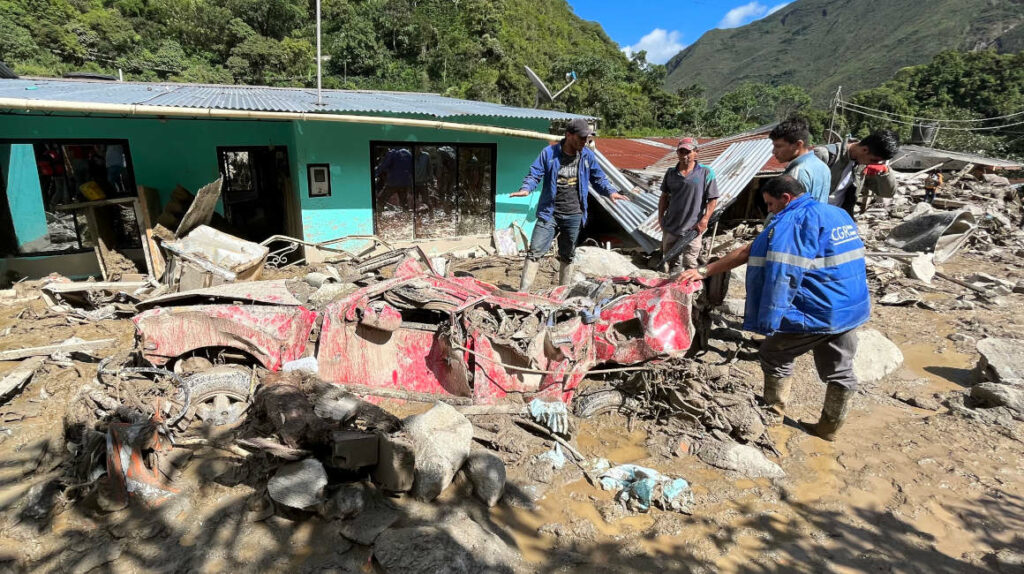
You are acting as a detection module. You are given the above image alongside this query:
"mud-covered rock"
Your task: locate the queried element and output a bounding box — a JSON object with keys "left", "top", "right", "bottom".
{"left": 404, "top": 402, "right": 473, "bottom": 501}
{"left": 461, "top": 451, "right": 506, "bottom": 507}
{"left": 268, "top": 458, "right": 327, "bottom": 509}
{"left": 697, "top": 439, "right": 784, "bottom": 479}
{"left": 373, "top": 512, "right": 520, "bottom": 574}
{"left": 971, "top": 383, "right": 1024, "bottom": 413}
{"left": 854, "top": 329, "right": 904, "bottom": 383}
{"left": 975, "top": 338, "right": 1024, "bottom": 386}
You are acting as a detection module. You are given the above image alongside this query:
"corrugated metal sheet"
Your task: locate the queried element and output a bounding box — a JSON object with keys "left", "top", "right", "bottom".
{"left": 633, "top": 125, "right": 782, "bottom": 183}
{"left": 893, "top": 144, "right": 1021, "bottom": 170}
{"left": 594, "top": 138, "right": 673, "bottom": 170}
{"left": 588, "top": 139, "right": 772, "bottom": 252}
{"left": 0, "top": 77, "right": 594, "bottom": 121}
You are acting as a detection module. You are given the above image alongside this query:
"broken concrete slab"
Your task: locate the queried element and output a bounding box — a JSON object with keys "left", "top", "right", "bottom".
{"left": 0, "top": 356, "right": 46, "bottom": 405}
{"left": 329, "top": 430, "right": 379, "bottom": 469}
{"left": 696, "top": 439, "right": 784, "bottom": 479}
{"left": 854, "top": 329, "right": 904, "bottom": 384}
{"left": 373, "top": 512, "right": 520, "bottom": 574}
{"left": 404, "top": 402, "right": 473, "bottom": 501}
{"left": 975, "top": 338, "right": 1024, "bottom": 386}
{"left": 461, "top": 451, "right": 506, "bottom": 507}
{"left": 336, "top": 494, "right": 400, "bottom": 546}
{"left": 267, "top": 458, "right": 327, "bottom": 509}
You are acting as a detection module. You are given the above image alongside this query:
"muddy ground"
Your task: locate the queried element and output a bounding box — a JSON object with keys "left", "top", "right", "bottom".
{"left": 0, "top": 250, "right": 1022, "bottom": 573}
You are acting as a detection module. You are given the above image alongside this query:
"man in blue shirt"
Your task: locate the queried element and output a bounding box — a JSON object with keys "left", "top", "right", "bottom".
{"left": 510, "top": 119, "right": 628, "bottom": 290}
{"left": 770, "top": 117, "right": 832, "bottom": 203}
{"left": 680, "top": 175, "right": 870, "bottom": 441}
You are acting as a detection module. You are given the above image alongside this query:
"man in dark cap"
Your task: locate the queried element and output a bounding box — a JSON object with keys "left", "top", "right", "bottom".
{"left": 510, "top": 118, "right": 628, "bottom": 290}
{"left": 658, "top": 137, "right": 719, "bottom": 272}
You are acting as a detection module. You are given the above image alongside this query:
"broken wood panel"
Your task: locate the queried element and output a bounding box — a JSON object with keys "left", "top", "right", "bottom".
{"left": 175, "top": 178, "right": 223, "bottom": 238}
{"left": 0, "top": 356, "right": 46, "bottom": 404}
{"left": 0, "top": 339, "right": 115, "bottom": 362}
{"left": 42, "top": 281, "right": 149, "bottom": 294}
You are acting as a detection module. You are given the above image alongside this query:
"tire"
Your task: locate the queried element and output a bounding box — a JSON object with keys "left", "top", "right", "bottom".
{"left": 573, "top": 390, "right": 639, "bottom": 418}
{"left": 176, "top": 366, "right": 253, "bottom": 429}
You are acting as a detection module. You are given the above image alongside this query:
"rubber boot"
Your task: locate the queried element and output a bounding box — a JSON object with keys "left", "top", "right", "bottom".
{"left": 762, "top": 375, "right": 793, "bottom": 424}
{"left": 558, "top": 260, "right": 574, "bottom": 286}
{"left": 519, "top": 259, "right": 539, "bottom": 292}
{"left": 802, "top": 383, "right": 855, "bottom": 441}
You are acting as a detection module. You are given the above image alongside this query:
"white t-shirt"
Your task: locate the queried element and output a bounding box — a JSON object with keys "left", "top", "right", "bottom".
{"left": 829, "top": 161, "right": 856, "bottom": 207}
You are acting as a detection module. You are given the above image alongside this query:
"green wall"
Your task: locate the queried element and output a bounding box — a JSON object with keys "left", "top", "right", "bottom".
{"left": 0, "top": 112, "right": 552, "bottom": 249}
{"left": 0, "top": 144, "right": 48, "bottom": 247}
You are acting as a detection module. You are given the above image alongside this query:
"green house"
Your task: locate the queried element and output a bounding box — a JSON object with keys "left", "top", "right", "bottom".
{"left": 0, "top": 77, "right": 589, "bottom": 279}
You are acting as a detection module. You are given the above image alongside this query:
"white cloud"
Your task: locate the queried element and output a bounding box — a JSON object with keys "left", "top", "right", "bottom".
{"left": 718, "top": 1, "right": 791, "bottom": 29}
{"left": 621, "top": 28, "right": 686, "bottom": 65}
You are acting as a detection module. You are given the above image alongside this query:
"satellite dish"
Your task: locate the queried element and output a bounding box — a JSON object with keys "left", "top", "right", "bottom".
{"left": 524, "top": 66, "right": 578, "bottom": 107}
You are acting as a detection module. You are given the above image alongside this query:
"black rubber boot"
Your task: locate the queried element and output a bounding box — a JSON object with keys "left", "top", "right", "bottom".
{"left": 802, "top": 383, "right": 855, "bottom": 441}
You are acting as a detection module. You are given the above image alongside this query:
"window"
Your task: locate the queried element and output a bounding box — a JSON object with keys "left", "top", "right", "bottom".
{"left": 371, "top": 142, "right": 495, "bottom": 240}
{"left": 0, "top": 140, "right": 139, "bottom": 255}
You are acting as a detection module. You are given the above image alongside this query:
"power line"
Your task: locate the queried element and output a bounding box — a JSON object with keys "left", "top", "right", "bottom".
{"left": 839, "top": 98, "right": 1024, "bottom": 125}
{"left": 839, "top": 102, "right": 1024, "bottom": 133}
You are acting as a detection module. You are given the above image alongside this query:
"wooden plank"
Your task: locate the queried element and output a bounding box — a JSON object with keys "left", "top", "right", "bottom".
{"left": 82, "top": 206, "right": 108, "bottom": 280}
{"left": 0, "top": 338, "right": 115, "bottom": 362}
{"left": 175, "top": 177, "right": 223, "bottom": 238}
{"left": 136, "top": 185, "right": 166, "bottom": 280}
{"left": 53, "top": 196, "right": 139, "bottom": 211}
{"left": 0, "top": 356, "right": 46, "bottom": 404}
{"left": 42, "top": 281, "right": 149, "bottom": 294}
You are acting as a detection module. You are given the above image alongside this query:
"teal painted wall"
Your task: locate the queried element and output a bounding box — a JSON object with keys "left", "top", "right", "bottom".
{"left": 0, "top": 112, "right": 552, "bottom": 248}
{"left": 0, "top": 144, "right": 49, "bottom": 246}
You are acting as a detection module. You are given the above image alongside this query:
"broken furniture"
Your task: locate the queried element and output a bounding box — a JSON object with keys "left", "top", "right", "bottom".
{"left": 53, "top": 196, "right": 153, "bottom": 280}
{"left": 161, "top": 225, "right": 269, "bottom": 291}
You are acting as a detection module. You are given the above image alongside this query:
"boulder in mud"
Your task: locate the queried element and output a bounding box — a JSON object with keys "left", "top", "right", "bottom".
{"left": 854, "top": 329, "right": 904, "bottom": 383}
{"left": 697, "top": 439, "right": 784, "bottom": 479}
{"left": 571, "top": 246, "right": 639, "bottom": 279}
{"left": 373, "top": 512, "right": 520, "bottom": 574}
{"left": 974, "top": 338, "right": 1024, "bottom": 386}
{"left": 971, "top": 383, "right": 1024, "bottom": 414}
{"left": 461, "top": 451, "right": 506, "bottom": 507}
{"left": 404, "top": 402, "right": 473, "bottom": 501}
{"left": 268, "top": 458, "right": 327, "bottom": 509}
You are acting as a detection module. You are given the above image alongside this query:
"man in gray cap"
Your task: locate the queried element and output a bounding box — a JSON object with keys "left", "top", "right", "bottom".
{"left": 658, "top": 137, "right": 719, "bottom": 272}
{"left": 510, "top": 118, "right": 628, "bottom": 290}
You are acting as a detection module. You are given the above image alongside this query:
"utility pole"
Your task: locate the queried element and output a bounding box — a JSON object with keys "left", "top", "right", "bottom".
{"left": 316, "top": 0, "right": 323, "bottom": 106}
{"left": 827, "top": 85, "right": 841, "bottom": 144}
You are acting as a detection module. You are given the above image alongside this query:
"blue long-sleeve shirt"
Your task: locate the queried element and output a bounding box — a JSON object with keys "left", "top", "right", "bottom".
{"left": 519, "top": 142, "right": 619, "bottom": 224}
{"left": 783, "top": 151, "right": 832, "bottom": 203}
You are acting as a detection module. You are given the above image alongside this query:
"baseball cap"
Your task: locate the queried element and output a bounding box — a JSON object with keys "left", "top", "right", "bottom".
{"left": 566, "top": 118, "right": 595, "bottom": 137}
{"left": 677, "top": 137, "right": 698, "bottom": 151}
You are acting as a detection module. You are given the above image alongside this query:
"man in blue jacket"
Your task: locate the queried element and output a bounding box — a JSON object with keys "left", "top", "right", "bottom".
{"left": 510, "top": 118, "right": 628, "bottom": 290}
{"left": 680, "top": 175, "right": 869, "bottom": 441}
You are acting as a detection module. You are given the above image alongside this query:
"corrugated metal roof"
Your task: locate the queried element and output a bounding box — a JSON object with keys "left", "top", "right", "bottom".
{"left": 0, "top": 77, "right": 594, "bottom": 121}
{"left": 594, "top": 139, "right": 672, "bottom": 170}
{"left": 636, "top": 125, "right": 783, "bottom": 183}
{"left": 590, "top": 138, "right": 774, "bottom": 252}
{"left": 893, "top": 144, "right": 1021, "bottom": 170}
{"left": 636, "top": 139, "right": 773, "bottom": 243}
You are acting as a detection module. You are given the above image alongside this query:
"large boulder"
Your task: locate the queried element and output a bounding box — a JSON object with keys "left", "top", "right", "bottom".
{"left": 854, "top": 329, "right": 904, "bottom": 384}
{"left": 374, "top": 512, "right": 521, "bottom": 574}
{"left": 975, "top": 338, "right": 1024, "bottom": 386}
{"left": 404, "top": 402, "right": 474, "bottom": 501}
{"left": 971, "top": 383, "right": 1024, "bottom": 414}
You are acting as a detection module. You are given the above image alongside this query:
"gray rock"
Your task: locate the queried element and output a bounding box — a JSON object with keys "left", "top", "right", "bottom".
{"left": 947, "top": 333, "right": 976, "bottom": 344}
{"left": 267, "top": 458, "right": 327, "bottom": 509}
{"left": 718, "top": 298, "right": 746, "bottom": 317}
{"left": 971, "top": 383, "right": 1024, "bottom": 413}
{"left": 337, "top": 494, "right": 400, "bottom": 545}
{"left": 373, "top": 512, "right": 521, "bottom": 574}
{"left": 571, "top": 246, "right": 639, "bottom": 279}
{"left": 854, "top": 329, "right": 904, "bottom": 383}
{"left": 461, "top": 451, "right": 506, "bottom": 507}
{"left": 318, "top": 482, "right": 370, "bottom": 520}
{"left": 1014, "top": 280, "right": 1024, "bottom": 295}
{"left": 982, "top": 173, "right": 1011, "bottom": 186}
{"left": 404, "top": 402, "right": 474, "bottom": 501}
{"left": 697, "top": 439, "right": 784, "bottom": 479}
{"left": 304, "top": 272, "right": 331, "bottom": 288}
{"left": 975, "top": 338, "right": 1024, "bottom": 386}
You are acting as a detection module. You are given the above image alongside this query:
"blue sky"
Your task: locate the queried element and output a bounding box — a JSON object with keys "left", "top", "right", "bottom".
{"left": 567, "top": 1, "right": 792, "bottom": 64}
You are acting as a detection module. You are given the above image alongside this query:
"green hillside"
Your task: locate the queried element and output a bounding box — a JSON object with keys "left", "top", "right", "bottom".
{"left": 0, "top": 0, "right": 670, "bottom": 131}
{"left": 664, "top": 0, "right": 1024, "bottom": 102}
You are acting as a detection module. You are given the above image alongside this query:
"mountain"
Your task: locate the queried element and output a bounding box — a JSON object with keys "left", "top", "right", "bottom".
{"left": 664, "top": 0, "right": 1024, "bottom": 102}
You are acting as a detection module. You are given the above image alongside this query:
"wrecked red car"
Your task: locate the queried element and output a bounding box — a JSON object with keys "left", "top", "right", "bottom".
{"left": 133, "top": 258, "right": 699, "bottom": 406}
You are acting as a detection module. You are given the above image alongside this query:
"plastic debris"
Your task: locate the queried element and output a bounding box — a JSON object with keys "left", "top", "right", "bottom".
{"left": 529, "top": 398, "right": 569, "bottom": 435}
{"left": 535, "top": 444, "right": 567, "bottom": 470}
{"left": 282, "top": 356, "right": 319, "bottom": 374}
{"left": 599, "top": 464, "right": 694, "bottom": 513}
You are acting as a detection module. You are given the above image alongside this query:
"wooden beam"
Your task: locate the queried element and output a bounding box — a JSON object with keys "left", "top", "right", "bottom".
{"left": 0, "top": 338, "right": 115, "bottom": 362}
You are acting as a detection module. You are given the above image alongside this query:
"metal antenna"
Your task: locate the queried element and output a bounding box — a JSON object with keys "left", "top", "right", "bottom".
{"left": 316, "top": 0, "right": 323, "bottom": 106}
{"left": 524, "top": 66, "right": 577, "bottom": 107}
